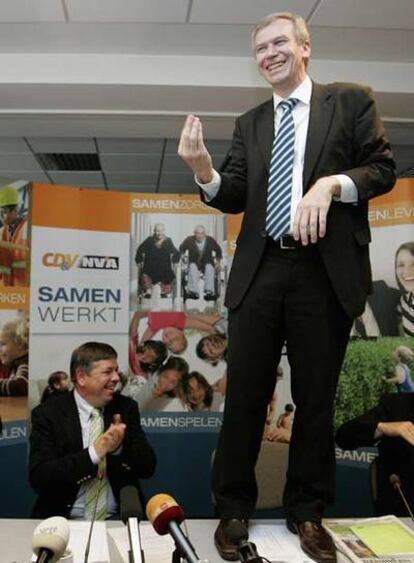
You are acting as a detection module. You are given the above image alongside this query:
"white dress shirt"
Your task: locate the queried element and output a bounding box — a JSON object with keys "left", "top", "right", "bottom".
{"left": 70, "top": 390, "right": 117, "bottom": 519}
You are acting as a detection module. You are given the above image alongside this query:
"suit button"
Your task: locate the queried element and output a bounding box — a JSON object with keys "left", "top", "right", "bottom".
{"left": 260, "top": 230, "right": 267, "bottom": 238}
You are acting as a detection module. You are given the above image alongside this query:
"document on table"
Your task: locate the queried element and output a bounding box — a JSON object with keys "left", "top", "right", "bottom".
{"left": 325, "top": 516, "right": 414, "bottom": 563}
{"left": 107, "top": 522, "right": 175, "bottom": 563}
{"left": 249, "top": 524, "right": 314, "bottom": 563}
{"left": 68, "top": 521, "right": 110, "bottom": 563}
{"left": 351, "top": 521, "right": 414, "bottom": 556}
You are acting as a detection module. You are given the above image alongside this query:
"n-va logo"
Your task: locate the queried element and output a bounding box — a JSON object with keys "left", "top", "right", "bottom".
{"left": 42, "top": 253, "right": 119, "bottom": 271}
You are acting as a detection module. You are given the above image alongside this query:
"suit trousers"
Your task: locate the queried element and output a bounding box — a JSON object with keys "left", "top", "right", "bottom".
{"left": 212, "top": 239, "right": 353, "bottom": 522}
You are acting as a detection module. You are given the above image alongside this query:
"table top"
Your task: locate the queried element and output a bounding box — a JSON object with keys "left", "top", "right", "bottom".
{"left": 0, "top": 518, "right": 285, "bottom": 563}
{"left": 0, "top": 396, "right": 28, "bottom": 422}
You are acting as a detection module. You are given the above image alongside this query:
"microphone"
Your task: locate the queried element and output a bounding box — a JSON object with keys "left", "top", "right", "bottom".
{"left": 146, "top": 494, "right": 200, "bottom": 563}
{"left": 32, "top": 516, "right": 70, "bottom": 563}
{"left": 120, "top": 486, "right": 145, "bottom": 563}
{"left": 226, "top": 519, "right": 264, "bottom": 563}
{"left": 390, "top": 474, "right": 414, "bottom": 524}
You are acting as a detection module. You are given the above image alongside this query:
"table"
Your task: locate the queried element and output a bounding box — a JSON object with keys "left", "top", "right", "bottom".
{"left": 0, "top": 396, "right": 28, "bottom": 422}
{"left": 0, "top": 518, "right": 285, "bottom": 563}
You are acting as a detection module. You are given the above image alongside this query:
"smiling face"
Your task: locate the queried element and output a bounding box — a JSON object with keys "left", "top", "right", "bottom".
{"left": 153, "top": 223, "right": 165, "bottom": 241}
{"left": 254, "top": 18, "right": 310, "bottom": 97}
{"left": 157, "top": 369, "right": 180, "bottom": 394}
{"left": 202, "top": 334, "right": 227, "bottom": 363}
{"left": 187, "top": 376, "right": 206, "bottom": 407}
{"left": 162, "top": 327, "right": 186, "bottom": 353}
{"left": 137, "top": 347, "right": 158, "bottom": 366}
{"left": 194, "top": 226, "right": 206, "bottom": 243}
{"left": 75, "top": 358, "right": 120, "bottom": 408}
{"left": 0, "top": 333, "right": 27, "bottom": 365}
{"left": 396, "top": 248, "right": 414, "bottom": 293}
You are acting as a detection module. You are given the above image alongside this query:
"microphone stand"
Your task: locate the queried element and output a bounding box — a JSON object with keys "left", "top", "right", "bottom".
{"left": 84, "top": 476, "right": 104, "bottom": 563}
{"left": 126, "top": 515, "right": 145, "bottom": 563}
{"left": 168, "top": 521, "right": 199, "bottom": 563}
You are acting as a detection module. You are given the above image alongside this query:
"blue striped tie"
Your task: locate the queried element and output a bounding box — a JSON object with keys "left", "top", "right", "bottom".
{"left": 266, "top": 98, "right": 299, "bottom": 241}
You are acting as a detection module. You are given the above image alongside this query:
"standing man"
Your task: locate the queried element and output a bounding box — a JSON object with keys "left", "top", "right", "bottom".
{"left": 135, "top": 222, "right": 180, "bottom": 298}
{"left": 178, "top": 12, "right": 395, "bottom": 563}
{"left": 179, "top": 225, "right": 222, "bottom": 301}
{"left": 0, "top": 185, "right": 29, "bottom": 287}
{"left": 29, "top": 342, "right": 156, "bottom": 519}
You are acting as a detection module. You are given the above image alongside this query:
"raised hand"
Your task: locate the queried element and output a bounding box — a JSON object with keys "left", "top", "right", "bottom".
{"left": 178, "top": 114, "right": 214, "bottom": 183}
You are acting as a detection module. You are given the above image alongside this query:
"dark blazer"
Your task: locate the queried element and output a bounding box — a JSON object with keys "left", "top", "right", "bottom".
{"left": 205, "top": 82, "right": 396, "bottom": 318}
{"left": 135, "top": 235, "right": 180, "bottom": 284}
{"left": 179, "top": 235, "right": 222, "bottom": 272}
{"left": 336, "top": 393, "right": 414, "bottom": 515}
{"left": 29, "top": 391, "right": 156, "bottom": 518}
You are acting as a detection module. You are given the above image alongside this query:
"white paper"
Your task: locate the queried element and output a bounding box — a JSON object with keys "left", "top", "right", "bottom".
{"left": 68, "top": 521, "right": 110, "bottom": 563}
{"left": 249, "top": 524, "right": 314, "bottom": 563}
{"left": 107, "top": 522, "right": 175, "bottom": 563}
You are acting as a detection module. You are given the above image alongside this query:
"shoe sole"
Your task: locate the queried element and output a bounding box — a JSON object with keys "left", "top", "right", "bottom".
{"left": 214, "top": 538, "right": 239, "bottom": 562}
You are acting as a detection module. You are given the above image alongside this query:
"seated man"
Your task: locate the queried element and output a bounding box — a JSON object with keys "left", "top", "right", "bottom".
{"left": 29, "top": 341, "right": 156, "bottom": 519}
{"left": 135, "top": 223, "right": 180, "bottom": 298}
{"left": 336, "top": 393, "right": 414, "bottom": 516}
{"left": 179, "top": 225, "right": 222, "bottom": 301}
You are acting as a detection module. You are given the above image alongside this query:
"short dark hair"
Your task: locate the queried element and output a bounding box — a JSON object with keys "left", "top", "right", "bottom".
{"left": 195, "top": 333, "right": 227, "bottom": 363}
{"left": 136, "top": 339, "right": 168, "bottom": 372}
{"left": 181, "top": 371, "right": 213, "bottom": 409}
{"left": 70, "top": 342, "right": 117, "bottom": 381}
{"left": 47, "top": 370, "right": 69, "bottom": 388}
{"left": 159, "top": 356, "right": 189, "bottom": 377}
{"left": 157, "top": 356, "right": 189, "bottom": 398}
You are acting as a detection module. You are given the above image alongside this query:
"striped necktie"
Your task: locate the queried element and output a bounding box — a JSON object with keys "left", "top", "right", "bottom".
{"left": 265, "top": 98, "right": 299, "bottom": 241}
{"left": 84, "top": 408, "right": 107, "bottom": 521}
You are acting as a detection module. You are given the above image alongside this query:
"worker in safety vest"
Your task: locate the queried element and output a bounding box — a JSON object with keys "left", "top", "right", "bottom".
{"left": 0, "top": 186, "right": 29, "bottom": 286}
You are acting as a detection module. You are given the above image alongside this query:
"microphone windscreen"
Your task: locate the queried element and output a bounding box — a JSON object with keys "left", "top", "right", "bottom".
{"left": 146, "top": 493, "right": 185, "bottom": 535}
{"left": 225, "top": 519, "right": 248, "bottom": 544}
{"left": 32, "top": 516, "right": 70, "bottom": 559}
{"left": 120, "top": 485, "right": 143, "bottom": 523}
{"left": 390, "top": 473, "right": 401, "bottom": 488}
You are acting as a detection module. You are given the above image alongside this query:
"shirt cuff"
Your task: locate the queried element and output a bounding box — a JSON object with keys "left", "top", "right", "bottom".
{"left": 332, "top": 174, "right": 358, "bottom": 203}
{"left": 89, "top": 445, "right": 101, "bottom": 465}
{"left": 195, "top": 169, "right": 221, "bottom": 201}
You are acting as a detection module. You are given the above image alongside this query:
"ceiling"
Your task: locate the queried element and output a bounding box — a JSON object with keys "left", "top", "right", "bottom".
{"left": 0, "top": 0, "right": 411, "bottom": 192}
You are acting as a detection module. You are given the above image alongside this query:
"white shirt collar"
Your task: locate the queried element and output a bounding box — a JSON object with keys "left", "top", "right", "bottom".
{"left": 74, "top": 388, "right": 96, "bottom": 423}
{"left": 272, "top": 74, "right": 312, "bottom": 110}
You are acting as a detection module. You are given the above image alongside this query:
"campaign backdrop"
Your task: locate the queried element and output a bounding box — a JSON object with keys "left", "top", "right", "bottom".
{"left": 0, "top": 179, "right": 412, "bottom": 518}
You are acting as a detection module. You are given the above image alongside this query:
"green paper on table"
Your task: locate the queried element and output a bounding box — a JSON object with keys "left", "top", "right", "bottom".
{"left": 350, "top": 522, "right": 414, "bottom": 555}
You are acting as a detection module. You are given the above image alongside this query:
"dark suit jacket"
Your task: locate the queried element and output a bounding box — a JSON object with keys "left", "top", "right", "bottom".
{"left": 336, "top": 393, "right": 414, "bottom": 515}
{"left": 29, "top": 391, "right": 156, "bottom": 518}
{"left": 179, "top": 235, "right": 222, "bottom": 272}
{"left": 205, "top": 82, "right": 396, "bottom": 318}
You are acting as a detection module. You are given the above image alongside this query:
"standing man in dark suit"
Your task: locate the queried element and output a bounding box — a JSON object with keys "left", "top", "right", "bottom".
{"left": 29, "top": 342, "right": 156, "bottom": 519}
{"left": 178, "top": 11, "right": 395, "bottom": 563}
{"left": 336, "top": 393, "right": 414, "bottom": 517}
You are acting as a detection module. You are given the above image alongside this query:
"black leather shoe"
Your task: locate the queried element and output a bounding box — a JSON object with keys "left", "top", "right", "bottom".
{"left": 214, "top": 518, "right": 249, "bottom": 561}
{"left": 186, "top": 291, "right": 199, "bottom": 299}
{"left": 287, "top": 520, "right": 337, "bottom": 563}
{"left": 204, "top": 291, "right": 216, "bottom": 301}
